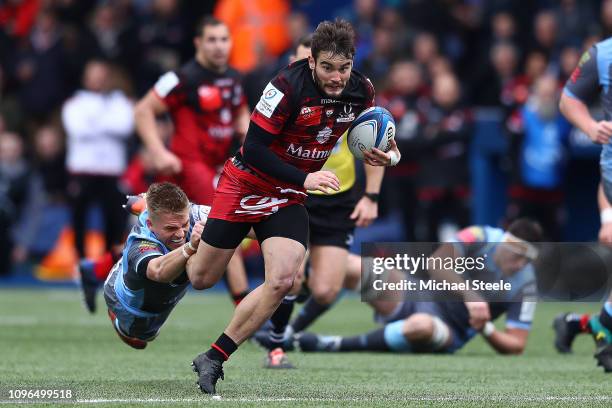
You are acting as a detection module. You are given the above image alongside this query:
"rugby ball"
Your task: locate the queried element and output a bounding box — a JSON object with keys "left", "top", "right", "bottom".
{"left": 347, "top": 106, "right": 395, "bottom": 160}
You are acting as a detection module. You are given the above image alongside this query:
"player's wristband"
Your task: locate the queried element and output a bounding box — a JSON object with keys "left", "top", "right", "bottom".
{"left": 481, "top": 321, "right": 495, "bottom": 338}
{"left": 181, "top": 244, "right": 192, "bottom": 260}
{"left": 389, "top": 150, "right": 400, "bottom": 166}
{"left": 601, "top": 208, "right": 612, "bottom": 224}
{"left": 187, "top": 241, "right": 197, "bottom": 252}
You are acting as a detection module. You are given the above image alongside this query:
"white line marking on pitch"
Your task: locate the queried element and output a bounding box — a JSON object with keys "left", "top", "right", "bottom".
{"left": 3, "top": 396, "right": 612, "bottom": 404}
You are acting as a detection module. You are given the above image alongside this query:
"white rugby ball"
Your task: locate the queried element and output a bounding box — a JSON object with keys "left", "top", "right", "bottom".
{"left": 347, "top": 106, "right": 396, "bottom": 160}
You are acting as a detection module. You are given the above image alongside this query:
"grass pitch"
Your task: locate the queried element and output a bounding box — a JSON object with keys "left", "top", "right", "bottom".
{"left": 0, "top": 289, "right": 611, "bottom": 407}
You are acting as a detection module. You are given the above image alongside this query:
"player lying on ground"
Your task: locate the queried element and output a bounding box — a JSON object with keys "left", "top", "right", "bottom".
{"left": 557, "top": 34, "right": 612, "bottom": 373}
{"left": 102, "top": 182, "right": 254, "bottom": 349}
{"left": 296, "top": 219, "right": 542, "bottom": 355}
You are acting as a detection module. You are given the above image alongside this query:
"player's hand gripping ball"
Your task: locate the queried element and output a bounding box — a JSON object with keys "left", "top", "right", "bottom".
{"left": 347, "top": 106, "right": 396, "bottom": 160}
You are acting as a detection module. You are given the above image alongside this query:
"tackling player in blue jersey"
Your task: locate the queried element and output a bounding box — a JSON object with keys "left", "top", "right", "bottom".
{"left": 555, "top": 38, "right": 612, "bottom": 372}
{"left": 103, "top": 182, "right": 208, "bottom": 349}
{"left": 297, "top": 219, "right": 542, "bottom": 355}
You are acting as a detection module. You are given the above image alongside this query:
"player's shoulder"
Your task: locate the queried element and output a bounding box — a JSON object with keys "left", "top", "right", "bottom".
{"left": 595, "top": 37, "right": 612, "bottom": 53}
{"left": 274, "top": 58, "right": 310, "bottom": 91}
{"left": 343, "top": 68, "right": 375, "bottom": 101}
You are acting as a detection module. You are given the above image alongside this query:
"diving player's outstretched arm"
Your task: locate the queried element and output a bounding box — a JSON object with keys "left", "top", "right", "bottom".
{"left": 146, "top": 221, "right": 205, "bottom": 283}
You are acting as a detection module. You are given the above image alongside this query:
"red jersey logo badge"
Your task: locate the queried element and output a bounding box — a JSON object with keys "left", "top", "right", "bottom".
{"left": 198, "top": 85, "right": 222, "bottom": 111}
{"left": 296, "top": 105, "right": 323, "bottom": 126}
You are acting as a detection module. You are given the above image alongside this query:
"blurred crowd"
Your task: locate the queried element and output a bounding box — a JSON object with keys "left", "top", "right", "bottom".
{"left": 0, "top": 0, "right": 608, "bottom": 274}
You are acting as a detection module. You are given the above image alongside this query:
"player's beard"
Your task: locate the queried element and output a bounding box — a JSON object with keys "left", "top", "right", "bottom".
{"left": 312, "top": 70, "right": 345, "bottom": 98}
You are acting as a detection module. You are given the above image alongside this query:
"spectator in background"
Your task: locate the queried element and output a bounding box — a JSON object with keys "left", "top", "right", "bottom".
{"left": 359, "top": 25, "right": 396, "bottom": 89}
{"left": 378, "top": 60, "right": 429, "bottom": 240}
{"left": 62, "top": 58, "right": 134, "bottom": 260}
{"left": 132, "top": 0, "right": 187, "bottom": 94}
{"left": 0, "top": 131, "right": 37, "bottom": 274}
{"left": 506, "top": 74, "right": 571, "bottom": 241}
{"left": 412, "top": 32, "right": 440, "bottom": 75}
{"left": 472, "top": 41, "right": 520, "bottom": 107}
{"left": 214, "top": 0, "right": 290, "bottom": 72}
{"left": 558, "top": 46, "right": 580, "bottom": 83}
{"left": 31, "top": 124, "right": 66, "bottom": 202}
{"left": 600, "top": 0, "right": 612, "bottom": 39}
{"left": 416, "top": 73, "right": 472, "bottom": 241}
{"left": 531, "top": 10, "right": 560, "bottom": 63}
{"left": 554, "top": 0, "right": 597, "bottom": 49}
{"left": 10, "top": 7, "right": 67, "bottom": 124}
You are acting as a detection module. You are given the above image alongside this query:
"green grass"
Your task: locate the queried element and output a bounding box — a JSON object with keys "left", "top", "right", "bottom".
{"left": 0, "top": 289, "right": 611, "bottom": 407}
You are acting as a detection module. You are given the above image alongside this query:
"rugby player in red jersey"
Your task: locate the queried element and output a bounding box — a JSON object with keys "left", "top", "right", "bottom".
{"left": 76, "top": 16, "right": 251, "bottom": 313}
{"left": 186, "top": 19, "right": 401, "bottom": 394}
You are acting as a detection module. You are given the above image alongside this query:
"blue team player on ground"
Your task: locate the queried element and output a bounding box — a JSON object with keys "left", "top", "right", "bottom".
{"left": 297, "top": 219, "right": 542, "bottom": 355}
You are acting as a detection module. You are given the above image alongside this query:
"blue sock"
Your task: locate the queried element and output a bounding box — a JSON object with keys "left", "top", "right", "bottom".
{"left": 383, "top": 320, "right": 411, "bottom": 352}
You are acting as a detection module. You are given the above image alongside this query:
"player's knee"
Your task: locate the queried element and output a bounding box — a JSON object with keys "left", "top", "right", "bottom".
{"left": 403, "top": 314, "right": 435, "bottom": 342}
{"left": 190, "top": 272, "right": 220, "bottom": 290}
{"left": 311, "top": 284, "right": 340, "bottom": 305}
{"left": 266, "top": 274, "right": 295, "bottom": 297}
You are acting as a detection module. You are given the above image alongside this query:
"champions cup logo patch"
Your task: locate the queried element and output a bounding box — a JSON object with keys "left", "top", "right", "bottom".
{"left": 337, "top": 103, "right": 355, "bottom": 123}
{"left": 316, "top": 126, "right": 333, "bottom": 144}
{"left": 256, "top": 83, "right": 284, "bottom": 118}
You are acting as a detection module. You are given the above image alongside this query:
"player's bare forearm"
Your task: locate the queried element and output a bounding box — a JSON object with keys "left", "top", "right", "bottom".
{"left": 598, "top": 182, "right": 612, "bottom": 212}
{"left": 135, "top": 91, "right": 169, "bottom": 154}
{"left": 483, "top": 327, "right": 528, "bottom": 355}
{"left": 559, "top": 93, "right": 597, "bottom": 139}
{"left": 234, "top": 105, "right": 250, "bottom": 141}
{"left": 363, "top": 162, "right": 384, "bottom": 194}
{"left": 146, "top": 244, "right": 195, "bottom": 283}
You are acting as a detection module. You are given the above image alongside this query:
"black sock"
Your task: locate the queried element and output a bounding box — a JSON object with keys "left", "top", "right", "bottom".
{"left": 291, "top": 297, "right": 331, "bottom": 333}
{"left": 231, "top": 290, "right": 250, "bottom": 306}
{"left": 268, "top": 296, "right": 295, "bottom": 350}
{"left": 340, "top": 327, "right": 390, "bottom": 352}
{"left": 206, "top": 333, "right": 238, "bottom": 362}
{"left": 600, "top": 303, "right": 612, "bottom": 332}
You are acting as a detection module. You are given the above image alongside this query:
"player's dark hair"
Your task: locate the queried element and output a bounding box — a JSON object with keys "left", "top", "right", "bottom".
{"left": 311, "top": 19, "right": 355, "bottom": 61}
{"left": 195, "top": 15, "right": 225, "bottom": 37}
{"left": 296, "top": 33, "right": 313, "bottom": 51}
{"left": 507, "top": 218, "right": 543, "bottom": 243}
{"left": 146, "top": 182, "right": 189, "bottom": 217}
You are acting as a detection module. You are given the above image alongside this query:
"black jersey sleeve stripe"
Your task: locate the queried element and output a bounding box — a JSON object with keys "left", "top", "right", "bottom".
{"left": 242, "top": 122, "right": 308, "bottom": 187}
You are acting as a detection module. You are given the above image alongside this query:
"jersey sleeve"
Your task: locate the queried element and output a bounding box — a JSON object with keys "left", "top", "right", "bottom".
{"left": 505, "top": 280, "right": 537, "bottom": 330}
{"left": 563, "top": 46, "right": 600, "bottom": 103}
{"left": 189, "top": 203, "right": 211, "bottom": 225}
{"left": 127, "top": 238, "right": 164, "bottom": 278}
{"left": 365, "top": 77, "right": 375, "bottom": 108}
{"left": 153, "top": 71, "right": 186, "bottom": 111}
{"left": 448, "top": 226, "right": 487, "bottom": 256}
{"left": 250, "top": 75, "right": 293, "bottom": 135}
